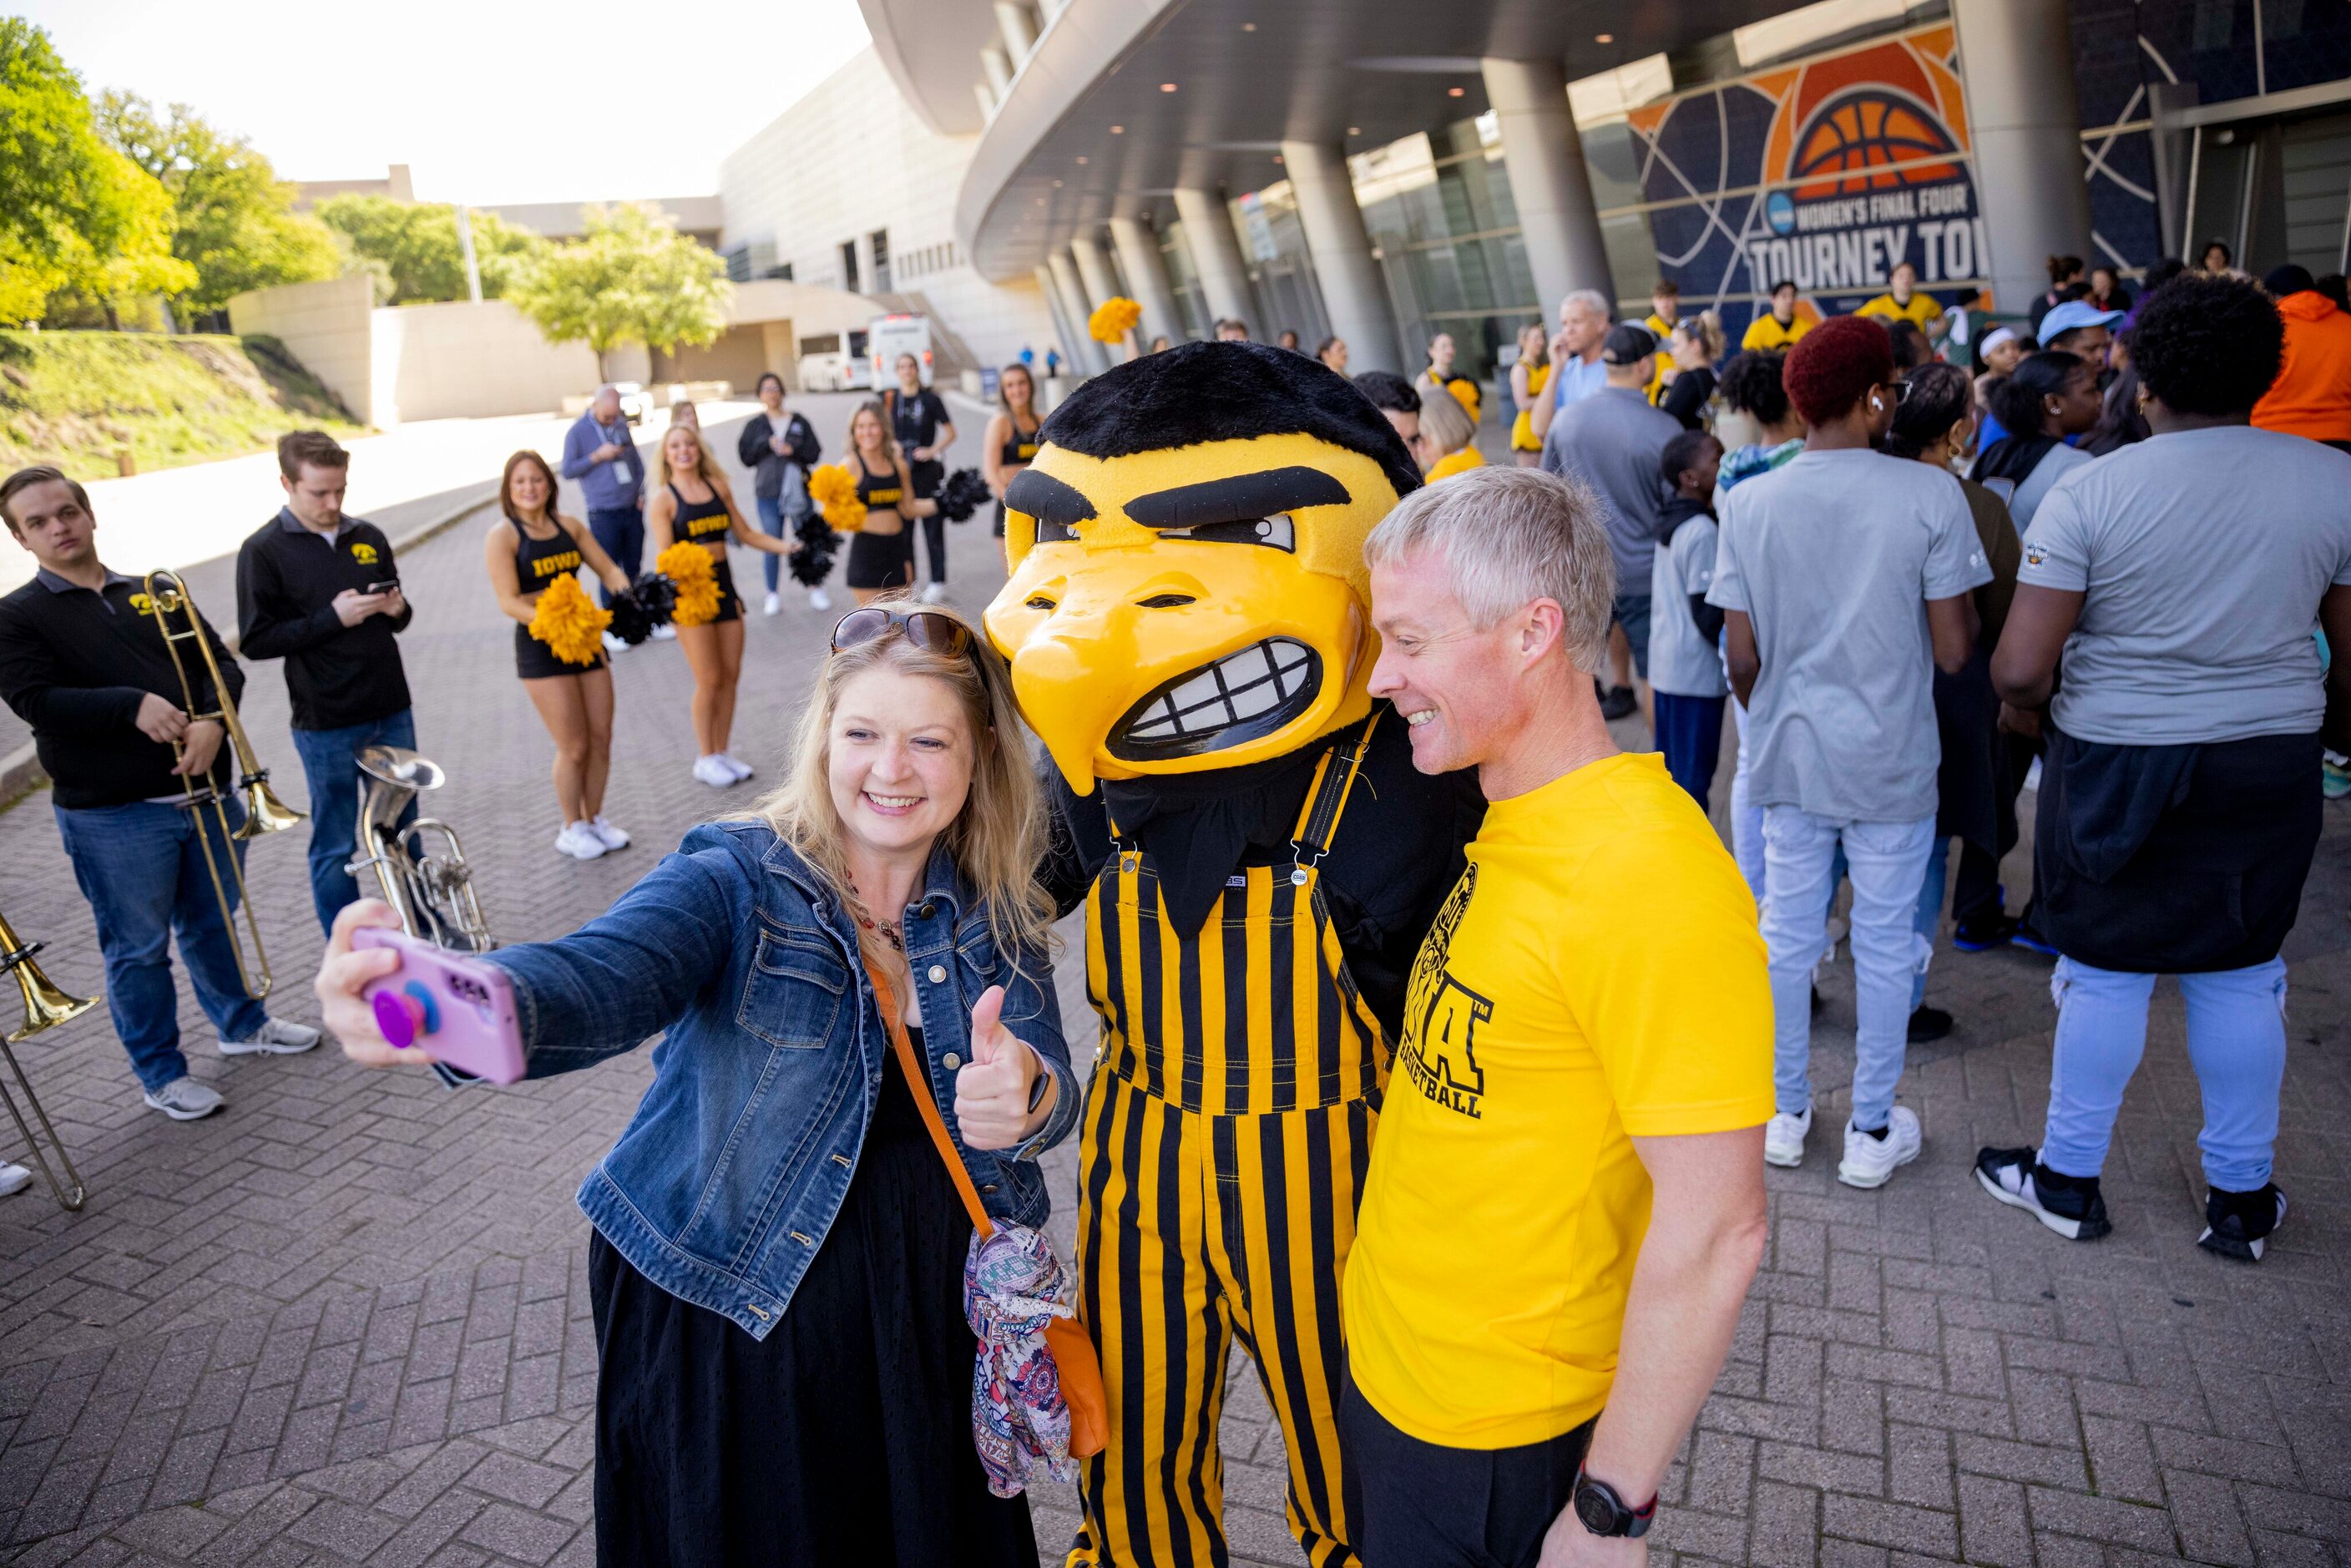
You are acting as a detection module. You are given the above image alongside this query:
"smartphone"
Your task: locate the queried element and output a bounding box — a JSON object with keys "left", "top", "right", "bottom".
{"left": 351, "top": 928, "right": 526, "bottom": 1085}
{"left": 365, "top": 579, "right": 401, "bottom": 595}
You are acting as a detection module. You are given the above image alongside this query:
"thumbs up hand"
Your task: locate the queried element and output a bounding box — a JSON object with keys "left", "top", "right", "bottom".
{"left": 954, "top": 985, "right": 1044, "bottom": 1151}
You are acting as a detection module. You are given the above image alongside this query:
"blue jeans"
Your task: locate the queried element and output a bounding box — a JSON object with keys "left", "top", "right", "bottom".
{"left": 1729, "top": 699, "right": 1763, "bottom": 900}
{"left": 754, "top": 495, "right": 786, "bottom": 593}
{"left": 2040, "top": 957, "right": 2288, "bottom": 1192}
{"left": 53, "top": 797, "right": 270, "bottom": 1092}
{"left": 587, "top": 506, "right": 645, "bottom": 606}
{"left": 1913, "top": 839, "right": 1948, "bottom": 1009}
{"left": 1760, "top": 806, "right": 1935, "bottom": 1130}
{"left": 291, "top": 709, "right": 417, "bottom": 935}
{"left": 1655, "top": 692, "right": 1727, "bottom": 812}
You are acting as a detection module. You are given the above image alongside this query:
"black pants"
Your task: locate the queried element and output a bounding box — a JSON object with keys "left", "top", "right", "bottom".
{"left": 910, "top": 458, "right": 948, "bottom": 584}
{"left": 1341, "top": 1371, "right": 1594, "bottom": 1568}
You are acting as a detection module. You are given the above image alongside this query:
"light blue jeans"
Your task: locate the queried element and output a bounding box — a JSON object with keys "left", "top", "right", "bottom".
{"left": 1761, "top": 806, "right": 1936, "bottom": 1130}
{"left": 1730, "top": 698, "right": 1765, "bottom": 901}
{"left": 2040, "top": 956, "right": 2288, "bottom": 1192}
{"left": 290, "top": 709, "right": 417, "bottom": 936}
{"left": 1913, "top": 839, "right": 1949, "bottom": 1010}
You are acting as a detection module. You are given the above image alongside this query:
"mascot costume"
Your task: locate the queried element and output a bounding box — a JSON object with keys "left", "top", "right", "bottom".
{"left": 986, "top": 342, "right": 1482, "bottom": 1566}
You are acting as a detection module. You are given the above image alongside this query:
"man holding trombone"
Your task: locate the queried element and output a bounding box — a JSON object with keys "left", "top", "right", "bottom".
{"left": 0, "top": 467, "right": 318, "bottom": 1125}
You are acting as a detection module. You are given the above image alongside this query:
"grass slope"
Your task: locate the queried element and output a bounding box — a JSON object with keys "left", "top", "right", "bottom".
{"left": 0, "top": 330, "right": 365, "bottom": 481}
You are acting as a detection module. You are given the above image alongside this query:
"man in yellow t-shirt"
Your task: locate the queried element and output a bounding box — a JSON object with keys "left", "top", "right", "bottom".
{"left": 1858, "top": 260, "right": 1942, "bottom": 332}
{"left": 1347, "top": 463, "right": 1772, "bottom": 1566}
{"left": 1741, "top": 279, "right": 1813, "bottom": 351}
{"left": 1643, "top": 280, "right": 1680, "bottom": 403}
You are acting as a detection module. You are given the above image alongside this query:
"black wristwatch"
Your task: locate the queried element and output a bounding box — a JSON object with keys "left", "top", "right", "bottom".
{"left": 1571, "top": 1469, "right": 1656, "bottom": 1539}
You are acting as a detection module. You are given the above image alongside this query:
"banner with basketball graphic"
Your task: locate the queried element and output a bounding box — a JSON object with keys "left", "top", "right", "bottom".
{"left": 1628, "top": 24, "right": 1990, "bottom": 334}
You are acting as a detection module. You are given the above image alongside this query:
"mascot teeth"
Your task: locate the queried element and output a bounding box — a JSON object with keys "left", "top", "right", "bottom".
{"left": 1116, "top": 638, "right": 1318, "bottom": 755}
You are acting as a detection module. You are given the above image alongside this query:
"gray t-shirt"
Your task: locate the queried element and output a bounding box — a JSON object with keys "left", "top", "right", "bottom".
{"left": 1649, "top": 517, "right": 1727, "bottom": 699}
{"left": 2017, "top": 427, "right": 2351, "bottom": 746}
{"left": 1540, "top": 386, "right": 1680, "bottom": 598}
{"left": 2007, "top": 443, "right": 2092, "bottom": 534}
{"left": 1709, "top": 448, "right": 1992, "bottom": 822}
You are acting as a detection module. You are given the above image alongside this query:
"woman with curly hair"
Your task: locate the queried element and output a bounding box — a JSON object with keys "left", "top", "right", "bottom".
{"left": 485, "top": 450, "right": 636, "bottom": 859}
{"left": 1983, "top": 272, "right": 2351, "bottom": 1262}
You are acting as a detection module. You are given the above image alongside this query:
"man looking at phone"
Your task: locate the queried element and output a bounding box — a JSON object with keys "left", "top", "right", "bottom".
{"left": 0, "top": 466, "right": 321, "bottom": 1123}
{"left": 235, "top": 430, "right": 417, "bottom": 935}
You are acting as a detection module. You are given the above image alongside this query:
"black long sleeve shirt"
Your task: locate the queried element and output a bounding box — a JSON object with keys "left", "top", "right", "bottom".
{"left": 0, "top": 568, "right": 245, "bottom": 809}
{"left": 235, "top": 509, "right": 412, "bottom": 731}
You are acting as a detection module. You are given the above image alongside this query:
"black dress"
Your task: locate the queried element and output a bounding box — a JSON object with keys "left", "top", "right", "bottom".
{"left": 589, "top": 1031, "right": 1039, "bottom": 1567}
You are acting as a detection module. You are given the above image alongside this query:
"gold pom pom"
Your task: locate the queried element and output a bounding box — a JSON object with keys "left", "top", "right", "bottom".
{"left": 525, "top": 573, "right": 611, "bottom": 666}
{"left": 656, "top": 540, "right": 721, "bottom": 627}
{"left": 807, "top": 463, "right": 867, "bottom": 532}
{"left": 1089, "top": 296, "right": 1142, "bottom": 344}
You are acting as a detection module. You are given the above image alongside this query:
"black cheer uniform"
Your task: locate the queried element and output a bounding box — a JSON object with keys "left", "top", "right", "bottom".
{"left": 590, "top": 1035, "right": 1039, "bottom": 1568}
{"left": 845, "top": 458, "right": 915, "bottom": 592}
{"left": 669, "top": 484, "right": 741, "bottom": 624}
{"left": 512, "top": 521, "right": 604, "bottom": 679}
{"left": 993, "top": 417, "right": 1040, "bottom": 539}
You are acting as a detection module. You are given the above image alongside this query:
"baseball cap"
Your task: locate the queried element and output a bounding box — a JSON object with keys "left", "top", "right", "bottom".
{"left": 1601, "top": 323, "right": 1659, "bottom": 365}
{"left": 2038, "top": 301, "right": 2126, "bottom": 340}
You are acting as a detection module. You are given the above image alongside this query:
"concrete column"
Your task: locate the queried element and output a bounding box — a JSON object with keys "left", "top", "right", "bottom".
{"left": 1172, "top": 186, "right": 1256, "bottom": 333}
{"left": 1482, "top": 57, "right": 1615, "bottom": 316}
{"left": 1071, "top": 232, "right": 1133, "bottom": 357}
{"left": 994, "top": 2, "right": 1036, "bottom": 63}
{"left": 1034, "top": 264, "right": 1084, "bottom": 377}
{"left": 974, "top": 82, "right": 997, "bottom": 122}
{"left": 1278, "top": 139, "right": 1403, "bottom": 372}
{"left": 1110, "top": 215, "right": 1185, "bottom": 345}
{"left": 1953, "top": 0, "right": 2091, "bottom": 316}
{"left": 1046, "top": 248, "right": 1107, "bottom": 373}
{"left": 980, "top": 45, "right": 1012, "bottom": 99}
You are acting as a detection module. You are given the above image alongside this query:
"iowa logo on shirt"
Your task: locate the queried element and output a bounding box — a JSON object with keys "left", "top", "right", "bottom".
{"left": 350, "top": 541, "right": 379, "bottom": 565}
{"left": 1399, "top": 867, "right": 1489, "bottom": 1119}
{"left": 129, "top": 593, "right": 153, "bottom": 615}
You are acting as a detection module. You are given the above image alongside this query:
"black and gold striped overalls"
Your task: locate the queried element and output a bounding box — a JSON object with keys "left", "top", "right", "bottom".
{"left": 1067, "top": 717, "right": 1385, "bottom": 1568}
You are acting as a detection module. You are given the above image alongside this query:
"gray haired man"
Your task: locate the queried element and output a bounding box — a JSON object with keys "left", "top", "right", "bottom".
{"left": 559, "top": 386, "right": 648, "bottom": 638}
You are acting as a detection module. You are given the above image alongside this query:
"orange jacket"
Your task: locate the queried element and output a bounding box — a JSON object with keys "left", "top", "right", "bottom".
{"left": 2252, "top": 291, "right": 2351, "bottom": 442}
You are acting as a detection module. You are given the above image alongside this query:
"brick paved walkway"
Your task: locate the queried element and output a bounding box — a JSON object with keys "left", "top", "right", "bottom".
{"left": 3, "top": 397, "right": 2348, "bottom": 1566}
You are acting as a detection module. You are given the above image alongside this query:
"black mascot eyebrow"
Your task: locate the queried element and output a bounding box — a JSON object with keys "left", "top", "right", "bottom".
{"left": 1037, "top": 340, "right": 1423, "bottom": 503}
{"left": 1002, "top": 468, "right": 1097, "bottom": 529}
{"left": 1124, "top": 468, "right": 1351, "bottom": 530}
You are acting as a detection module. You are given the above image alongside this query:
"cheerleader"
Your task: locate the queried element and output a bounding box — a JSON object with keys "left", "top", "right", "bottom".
{"left": 841, "top": 401, "right": 938, "bottom": 608}
{"left": 486, "top": 451, "right": 636, "bottom": 860}
{"left": 979, "top": 362, "right": 1041, "bottom": 541}
{"left": 645, "top": 423, "right": 793, "bottom": 788}
{"left": 882, "top": 354, "right": 956, "bottom": 603}
{"left": 1508, "top": 321, "right": 1550, "bottom": 467}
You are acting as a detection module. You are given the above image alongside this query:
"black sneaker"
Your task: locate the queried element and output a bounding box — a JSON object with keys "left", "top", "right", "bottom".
{"left": 1600, "top": 685, "right": 1640, "bottom": 721}
{"left": 2010, "top": 923, "right": 2060, "bottom": 958}
{"left": 2197, "top": 1184, "right": 2287, "bottom": 1262}
{"left": 1908, "top": 1005, "right": 1953, "bottom": 1043}
{"left": 1974, "top": 1146, "right": 2111, "bottom": 1240}
{"left": 1952, "top": 913, "right": 2018, "bottom": 952}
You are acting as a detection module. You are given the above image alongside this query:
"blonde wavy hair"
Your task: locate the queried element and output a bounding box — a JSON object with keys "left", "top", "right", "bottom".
{"left": 739, "top": 599, "right": 1055, "bottom": 960}
{"left": 847, "top": 400, "right": 902, "bottom": 473}
{"left": 655, "top": 422, "right": 726, "bottom": 493}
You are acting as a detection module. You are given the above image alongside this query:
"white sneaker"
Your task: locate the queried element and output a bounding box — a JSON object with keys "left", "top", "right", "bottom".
{"left": 809, "top": 587, "right": 833, "bottom": 611}
{"left": 720, "top": 752, "right": 755, "bottom": 781}
{"left": 219, "top": 1018, "right": 321, "bottom": 1057}
{"left": 602, "top": 630, "right": 628, "bottom": 654}
{"left": 589, "top": 815, "right": 630, "bottom": 850}
{"left": 1838, "top": 1106, "right": 1923, "bottom": 1189}
{"left": 918, "top": 581, "right": 950, "bottom": 604}
{"left": 763, "top": 592, "right": 782, "bottom": 616}
{"left": 693, "top": 754, "right": 738, "bottom": 788}
{"left": 1764, "top": 1107, "right": 1812, "bottom": 1167}
{"left": 0, "top": 1161, "right": 31, "bottom": 1198}
{"left": 144, "top": 1076, "right": 225, "bottom": 1120}
{"left": 554, "top": 822, "right": 607, "bottom": 860}
{"left": 651, "top": 624, "right": 677, "bottom": 641}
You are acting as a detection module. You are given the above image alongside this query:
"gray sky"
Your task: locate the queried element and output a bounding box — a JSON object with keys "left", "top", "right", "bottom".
{"left": 18, "top": 0, "right": 872, "bottom": 205}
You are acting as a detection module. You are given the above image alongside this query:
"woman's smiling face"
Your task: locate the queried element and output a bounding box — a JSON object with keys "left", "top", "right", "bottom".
{"left": 827, "top": 665, "right": 975, "bottom": 858}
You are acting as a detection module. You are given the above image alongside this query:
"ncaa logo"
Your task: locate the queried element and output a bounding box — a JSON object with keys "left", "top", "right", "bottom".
{"left": 1765, "top": 191, "right": 1797, "bottom": 235}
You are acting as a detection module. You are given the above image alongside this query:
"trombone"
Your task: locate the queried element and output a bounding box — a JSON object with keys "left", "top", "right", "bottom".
{"left": 0, "top": 901, "right": 94, "bottom": 1210}
{"left": 348, "top": 746, "right": 495, "bottom": 953}
{"left": 139, "top": 569, "right": 306, "bottom": 999}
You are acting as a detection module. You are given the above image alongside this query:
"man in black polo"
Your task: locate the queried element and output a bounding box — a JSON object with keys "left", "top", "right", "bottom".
{"left": 0, "top": 466, "right": 321, "bottom": 1123}
{"left": 235, "top": 430, "right": 416, "bottom": 936}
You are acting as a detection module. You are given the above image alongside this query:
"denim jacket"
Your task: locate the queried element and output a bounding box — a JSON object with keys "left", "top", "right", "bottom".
{"left": 480, "top": 820, "right": 1079, "bottom": 1338}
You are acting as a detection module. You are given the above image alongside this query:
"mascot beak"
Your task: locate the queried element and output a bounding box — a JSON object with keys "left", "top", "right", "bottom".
{"left": 999, "top": 589, "right": 1149, "bottom": 792}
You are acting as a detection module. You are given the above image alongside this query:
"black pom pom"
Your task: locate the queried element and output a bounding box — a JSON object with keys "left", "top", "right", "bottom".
{"left": 936, "top": 468, "right": 993, "bottom": 524}
{"left": 789, "top": 509, "right": 839, "bottom": 587}
{"left": 629, "top": 571, "right": 680, "bottom": 633}
{"left": 604, "top": 589, "right": 653, "bottom": 646}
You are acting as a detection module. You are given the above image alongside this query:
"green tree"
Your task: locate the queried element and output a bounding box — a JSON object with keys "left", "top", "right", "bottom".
{"left": 507, "top": 203, "right": 731, "bottom": 377}
{"left": 0, "top": 22, "right": 194, "bottom": 324}
{"left": 96, "top": 91, "right": 342, "bottom": 318}
{"left": 312, "top": 194, "right": 542, "bottom": 304}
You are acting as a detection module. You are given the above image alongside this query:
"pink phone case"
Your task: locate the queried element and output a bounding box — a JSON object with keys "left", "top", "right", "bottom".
{"left": 352, "top": 928, "right": 527, "bottom": 1085}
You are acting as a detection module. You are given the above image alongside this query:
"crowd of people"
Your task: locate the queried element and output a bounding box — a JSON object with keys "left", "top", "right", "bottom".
{"left": 2, "top": 248, "right": 2348, "bottom": 1567}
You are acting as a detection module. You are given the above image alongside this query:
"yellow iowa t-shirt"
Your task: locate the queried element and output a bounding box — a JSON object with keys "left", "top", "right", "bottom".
{"left": 1857, "top": 291, "right": 1942, "bottom": 331}
{"left": 1741, "top": 311, "right": 1812, "bottom": 351}
{"left": 1342, "top": 752, "right": 1772, "bottom": 1449}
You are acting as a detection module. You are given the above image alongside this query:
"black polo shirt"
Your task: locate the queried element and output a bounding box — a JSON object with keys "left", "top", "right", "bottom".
{"left": 235, "top": 508, "right": 413, "bottom": 731}
{"left": 0, "top": 566, "right": 244, "bottom": 809}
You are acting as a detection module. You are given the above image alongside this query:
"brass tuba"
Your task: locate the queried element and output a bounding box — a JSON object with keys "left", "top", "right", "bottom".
{"left": 346, "top": 747, "right": 494, "bottom": 952}
{"left": 139, "top": 569, "right": 304, "bottom": 999}
{"left": 0, "top": 901, "right": 94, "bottom": 1210}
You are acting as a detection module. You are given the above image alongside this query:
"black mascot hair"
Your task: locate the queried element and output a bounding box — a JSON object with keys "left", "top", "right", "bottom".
{"left": 788, "top": 510, "right": 839, "bottom": 587}
{"left": 1039, "top": 341, "right": 1423, "bottom": 502}
{"left": 935, "top": 467, "right": 993, "bottom": 524}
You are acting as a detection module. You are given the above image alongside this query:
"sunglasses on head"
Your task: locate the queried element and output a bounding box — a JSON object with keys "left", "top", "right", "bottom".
{"left": 830, "top": 606, "right": 976, "bottom": 658}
